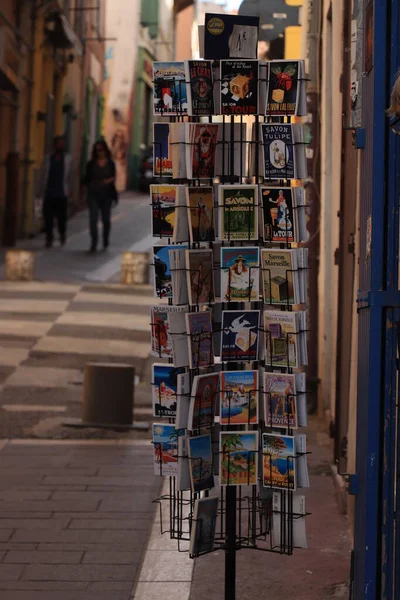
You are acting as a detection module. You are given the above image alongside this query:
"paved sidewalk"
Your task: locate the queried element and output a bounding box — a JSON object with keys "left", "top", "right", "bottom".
{"left": 189, "top": 418, "right": 351, "bottom": 600}
{"left": 0, "top": 438, "right": 161, "bottom": 599}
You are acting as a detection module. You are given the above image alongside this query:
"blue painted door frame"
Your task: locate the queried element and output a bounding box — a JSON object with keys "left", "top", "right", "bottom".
{"left": 353, "top": 1, "right": 400, "bottom": 598}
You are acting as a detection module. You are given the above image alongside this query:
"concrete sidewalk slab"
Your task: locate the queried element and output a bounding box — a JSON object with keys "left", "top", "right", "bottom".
{"left": 0, "top": 440, "right": 161, "bottom": 597}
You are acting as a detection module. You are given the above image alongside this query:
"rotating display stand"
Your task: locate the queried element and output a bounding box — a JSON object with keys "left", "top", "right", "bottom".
{"left": 150, "top": 39, "right": 310, "bottom": 600}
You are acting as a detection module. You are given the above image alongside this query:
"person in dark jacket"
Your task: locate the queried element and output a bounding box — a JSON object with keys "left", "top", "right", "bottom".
{"left": 37, "top": 136, "right": 73, "bottom": 248}
{"left": 84, "top": 140, "right": 118, "bottom": 252}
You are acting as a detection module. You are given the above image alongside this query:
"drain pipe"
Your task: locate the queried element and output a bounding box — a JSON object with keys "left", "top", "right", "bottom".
{"left": 21, "top": 0, "right": 37, "bottom": 239}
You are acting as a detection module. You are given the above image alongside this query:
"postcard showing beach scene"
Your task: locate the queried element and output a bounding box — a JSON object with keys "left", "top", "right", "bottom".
{"left": 263, "top": 433, "right": 296, "bottom": 491}
{"left": 220, "top": 370, "right": 258, "bottom": 425}
{"left": 152, "top": 364, "right": 184, "bottom": 418}
{"left": 188, "top": 434, "right": 215, "bottom": 493}
{"left": 264, "top": 373, "right": 297, "bottom": 429}
{"left": 220, "top": 431, "right": 258, "bottom": 486}
{"left": 152, "top": 424, "right": 181, "bottom": 477}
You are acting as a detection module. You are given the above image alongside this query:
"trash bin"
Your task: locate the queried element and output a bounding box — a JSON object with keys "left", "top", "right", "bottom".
{"left": 121, "top": 252, "right": 149, "bottom": 285}
{"left": 82, "top": 362, "right": 135, "bottom": 426}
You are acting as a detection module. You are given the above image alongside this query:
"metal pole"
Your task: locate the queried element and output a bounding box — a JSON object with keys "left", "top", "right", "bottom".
{"left": 225, "top": 486, "right": 236, "bottom": 600}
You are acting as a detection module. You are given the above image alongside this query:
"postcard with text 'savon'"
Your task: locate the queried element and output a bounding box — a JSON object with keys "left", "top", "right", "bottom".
{"left": 219, "top": 185, "right": 258, "bottom": 241}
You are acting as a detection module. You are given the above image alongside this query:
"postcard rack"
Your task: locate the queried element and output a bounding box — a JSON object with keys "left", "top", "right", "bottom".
{"left": 150, "top": 43, "right": 310, "bottom": 600}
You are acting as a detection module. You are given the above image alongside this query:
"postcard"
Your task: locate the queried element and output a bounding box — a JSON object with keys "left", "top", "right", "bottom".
{"left": 260, "top": 123, "right": 295, "bottom": 180}
{"left": 261, "top": 249, "right": 298, "bottom": 305}
{"left": 190, "top": 496, "right": 219, "bottom": 555}
{"left": 186, "top": 123, "right": 219, "bottom": 179}
{"left": 152, "top": 424, "right": 181, "bottom": 477}
{"left": 263, "top": 433, "right": 296, "bottom": 491}
{"left": 220, "top": 431, "right": 258, "bottom": 486}
{"left": 153, "top": 61, "right": 188, "bottom": 115}
{"left": 219, "top": 185, "right": 258, "bottom": 241}
{"left": 204, "top": 14, "right": 259, "bottom": 60}
{"left": 220, "top": 370, "right": 258, "bottom": 425}
{"left": 266, "top": 60, "right": 301, "bottom": 117}
{"left": 264, "top": 373, "right": 298, "bottom": 429}
{"left": 188, "top": 434, "right": 215, "bottom": 493}
{"left": 186, "top": 187, "right": 215, "bottom": 242}
{"left": 220, "top": 60, "right": 259, "bottom": 116}
{"left": 186, "top": 311, "right": 214, "bottom": 369}
{"left": 221, "top": 246, "right": 260, "bottom": 302}
{"left": 150, "top": 305, "right": 187, "bottom": 358}
{"left": 261, "top": 187, "right": 295, "bottom": 243}
{"left": 185, "top": 60, "right": 214, "bottom": 116}
{"left": 153, "top": 245, "right": 182, "bottom": 299}
{"left": 186, "top": 249, "right": 215, "bottom": 306}
{"left": 151, "top": 185, "right": 176, "bottom": 238}
{"left": 153, "top": 123, "right": 172, "bottom": 177}
{"left": 220, "top": 310, "right": 260, "bottom": 362}
{"left": 264, "top": 310, "right": 299, "bottom": 368}
{"left": 188, "top": 372, "right": 220, "bottom": 431}
{"left": 152, "top": 363, "right": 185, "bottom": 418}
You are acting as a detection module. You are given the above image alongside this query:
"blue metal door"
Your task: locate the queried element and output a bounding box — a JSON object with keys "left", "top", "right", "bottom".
{"left": 353, "top": 1, "right": 400, "bottom": 598}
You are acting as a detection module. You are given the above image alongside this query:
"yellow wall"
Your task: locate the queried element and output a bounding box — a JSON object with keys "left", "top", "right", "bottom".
{"left": 285, "top": 26, "right": 302, "bottom": 58}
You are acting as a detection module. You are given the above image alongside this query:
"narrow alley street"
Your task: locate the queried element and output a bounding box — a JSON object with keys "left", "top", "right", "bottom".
{"left": 0, "top": 193, "right": 350, "bottom": 599}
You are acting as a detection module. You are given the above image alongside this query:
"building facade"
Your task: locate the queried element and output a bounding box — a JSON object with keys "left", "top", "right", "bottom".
{"left": 0, "top": 0, "right": 105, "bottom": 243}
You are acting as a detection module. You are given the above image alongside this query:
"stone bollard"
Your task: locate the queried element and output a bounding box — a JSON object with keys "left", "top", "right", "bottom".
{"left": 82, "top": 363, "right": 134, "bottom": 426}
{"left": 5, "top": 250, "right": 34, "bottom": 281}
{"left": 121, "top": 251, "right": 149, "bottom": 285}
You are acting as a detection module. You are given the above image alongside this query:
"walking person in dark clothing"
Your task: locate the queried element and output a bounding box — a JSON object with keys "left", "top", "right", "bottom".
{"left": 84, "top": 140, "right": 118, "bottom": 252}
{"left": 37, "top": 136, "right": 73, "bottom": 248}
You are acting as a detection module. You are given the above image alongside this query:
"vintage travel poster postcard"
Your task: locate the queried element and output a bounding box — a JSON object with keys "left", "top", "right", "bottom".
{"left": 151, "top": 185, "right": 176, "bottom": 238}
{"left": 266, "top": 60, "right": 301, "bottom": 117}
{"left": 152, "top": 424, "right": 180, "bottom": 477}
{"left": 220, "top": 310, "right": 260, "bottom": 362}
{"left": 220, "top": 431, "right": 258, "bottom": 486}
{"left": 219, "top": 185, "right": 258, "bottom": 241}
{"left": 153, "top": 61, "right": 188, "bottom": 115}
{"left": 188, "top": 372, "right": 220, "bottom": 431}
{"left": 263, "top": 433, "right": 296, "bottom": 491}
{"left": 220, "top": 370, "right": 258, "bottom": 425}
{"left": 186, "top": 311, "right": 214, "bottom": 369}
{"left": 186, "top": 60, "right": 214, "bottom": 116}
{"left": 221, "top": 246, "right": 260, "bottom": 302}
{"left": 153, "top": 123, "right": 172, "bottom": 177}
{"left": 260, "top": 123, "right": 295, "bottom": 180}
{"left": 188, "top": 434, "right": 215, "bottom": 493}
{"left": 150, "top": 305, "right": 187, "bottom": 358}
{"left": 186, "top": 123, "right": 219, "bottom": 179}
{"left": 189, "top": 496, "right": 219, "bottom": 555}
{"left": 204, "top": 14, "right": 259, "bottom": 60}
{"left": 186, "top": 249, "right": 215, "bottom": 306}
{"left": 264, "top": 373, "right": 298, "bottom": 429}
{"left": 261, "top": 249, "right": 298, "bottom": 305}
{"left": 220, "top": 60, "right": 259, "bottom": 115}
{"left": 186, "top": 187, "right": 215, "bottom": 242}
{"left": 152, "top": 364, "right": 184, "bottom": 418}
{"left": 261, "top": 187, "right": 295, "bottom": 243}
{"left": 264, "top": 310, "right": 299, "bottom": 368}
